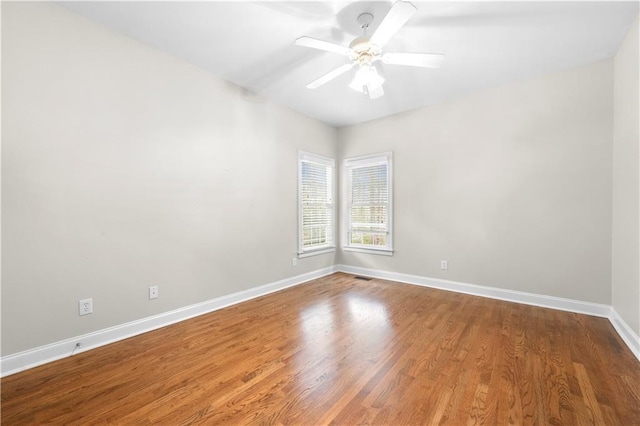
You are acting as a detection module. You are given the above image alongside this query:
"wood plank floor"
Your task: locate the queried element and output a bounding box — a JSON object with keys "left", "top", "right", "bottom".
{"left": 2, "top": 272, "right": 639, "bottom": 425}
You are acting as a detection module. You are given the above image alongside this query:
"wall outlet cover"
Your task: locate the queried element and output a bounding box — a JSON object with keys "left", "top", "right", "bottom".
{"left": 79, "top": 298, "right": 93, "bottom": 316}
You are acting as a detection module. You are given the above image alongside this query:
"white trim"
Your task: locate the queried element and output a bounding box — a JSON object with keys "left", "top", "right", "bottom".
{"left": 298, "top": 247, "right": 336, "bottom": 258}
{"left": 609, "top": 308, "right": 640, "bottom": 361}
{"left": 343, "top": 152, "right": 391, "bottom": 168}
{"left": 342, "top": 151, "right": 393, "bottom": 252}
{"left": 342, "top": 247, "right": 394, "bottom": 256}
{"left": 0, "top": 266, "right": 338, "bottom": 377}
{"left": 298, "top": 150, "right": 336, "bottom": 256}
{"left": 337, "top": 264, "right": 611, "bottom": 317}
{"left": 299, "top": 151, "right": 334, "bottom": 167}
{"left": 4, "top": 265, "right": 638, "bottom": 376}
{"left": 336, "top": 264, "right": 640, "bottom": 360}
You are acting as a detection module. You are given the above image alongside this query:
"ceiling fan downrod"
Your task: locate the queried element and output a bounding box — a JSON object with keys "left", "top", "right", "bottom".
{"left": 350, "top": 13, "right": 381, "bottom": 67}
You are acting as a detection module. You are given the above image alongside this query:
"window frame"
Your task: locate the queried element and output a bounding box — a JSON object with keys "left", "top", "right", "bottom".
{"left": 297, "top": 151, "right": 336, "bottom": 258}
{"left": 342, "top": 152, "right": 394, "bottom": 256}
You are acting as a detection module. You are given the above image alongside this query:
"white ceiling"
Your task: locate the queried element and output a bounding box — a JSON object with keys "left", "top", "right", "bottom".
{"left": 59, "top": 1, "right": 638, "bottom": 128}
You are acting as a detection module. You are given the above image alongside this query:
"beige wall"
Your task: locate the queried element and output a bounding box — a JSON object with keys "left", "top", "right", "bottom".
{"left": 339, "top": 60, "right": 614, "bottom": 304}
{"left": 1, "top": 2, "right": 337, "bottom": 355}
{"left": 612, "top": 15, "right": 640, "bottom": 335}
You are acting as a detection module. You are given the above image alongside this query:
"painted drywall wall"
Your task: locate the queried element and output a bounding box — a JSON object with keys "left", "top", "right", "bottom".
{"left": 338, "top": 60, "right": 613, "bottom": 304}
{"left": 1, "top": 2, "right": 337, "bottom": 356}
{"left": 612, "top": 15, "right": 640, "bottom": 336}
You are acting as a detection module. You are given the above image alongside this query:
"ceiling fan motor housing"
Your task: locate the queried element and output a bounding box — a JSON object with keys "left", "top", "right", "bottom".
{"left": 349, "top": 36, "right": 382, "bottom": 65}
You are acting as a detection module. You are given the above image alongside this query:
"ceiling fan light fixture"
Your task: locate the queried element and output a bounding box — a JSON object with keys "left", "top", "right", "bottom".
{"left": 349, "top": 64, "right": 385, "bottom": 95}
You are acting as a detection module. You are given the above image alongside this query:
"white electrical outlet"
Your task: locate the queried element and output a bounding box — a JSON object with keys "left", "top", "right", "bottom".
{"left": 149, "top": 286, "right": 159, "bottom": 300}
{"left": 79, "top": 298, "right": 93, "bottom": 316}
{"left": 292, "top": 257, "right": 297, "bottom": 267}
{"left": 441, "top": 260, "right": 448, "bottom": 270}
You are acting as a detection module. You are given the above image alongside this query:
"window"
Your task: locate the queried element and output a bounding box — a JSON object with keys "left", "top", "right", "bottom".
{"left": 298, "top": 152, "right": 335, "bottom": 257}
{"left": 343, "top": 152, "right": 393, "bottom": 255}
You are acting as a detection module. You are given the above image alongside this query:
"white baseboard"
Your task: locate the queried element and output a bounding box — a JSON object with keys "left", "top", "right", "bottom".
{"left": 337, "top": 264, "right": 640, "bottom": 362}
{"left": 337, "top": 265, "right": 611, "bottom": 317}
{"left": 0, "top": 266, "right": 338, "bottom": 377}
{"left": 609, "top": 308, "right": 640, "bottom": 361}
{"left": 4, "top": 264, "right": 638, "bottom": 376}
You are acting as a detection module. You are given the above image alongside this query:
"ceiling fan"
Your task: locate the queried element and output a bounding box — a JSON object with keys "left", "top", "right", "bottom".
{"left": 295, "top": 0, "right": 445, "bottom": 99}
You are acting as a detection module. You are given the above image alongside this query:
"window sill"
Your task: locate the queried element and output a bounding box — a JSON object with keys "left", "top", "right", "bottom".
{"left": 342, "top": 247, "right": 394, "bottom": 256}
{"left": 298, "top": 247, "right": 336, "bottom": 258}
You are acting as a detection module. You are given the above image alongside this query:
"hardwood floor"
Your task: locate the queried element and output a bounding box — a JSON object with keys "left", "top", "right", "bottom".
{"left": 2, "top": 272, "right": 639, "bottom": 425}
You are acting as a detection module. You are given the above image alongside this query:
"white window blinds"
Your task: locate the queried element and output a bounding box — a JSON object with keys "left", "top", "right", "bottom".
{"left": 344, "top": 153, "right": 393, "bottom": 254}
{"left": 298, "top": 152, "right": 335, "bottom": 255}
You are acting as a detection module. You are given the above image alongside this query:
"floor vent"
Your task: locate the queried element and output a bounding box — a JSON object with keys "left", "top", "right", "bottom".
{"left": 354, "top": 276, "right": 372, "bottom": 281}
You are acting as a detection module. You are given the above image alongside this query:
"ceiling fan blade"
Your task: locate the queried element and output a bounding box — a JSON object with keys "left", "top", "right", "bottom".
{"left": 306, "top": 63, "right": 355, "bottom": 89}
{"left": 369, "top": 1, "right": 417, "bottom": 48}
{"left": 295, "top": 36, "right": 352, "bottom": 56}
{"left": 382, "top": 52, "right": 445, "bottom": 68}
